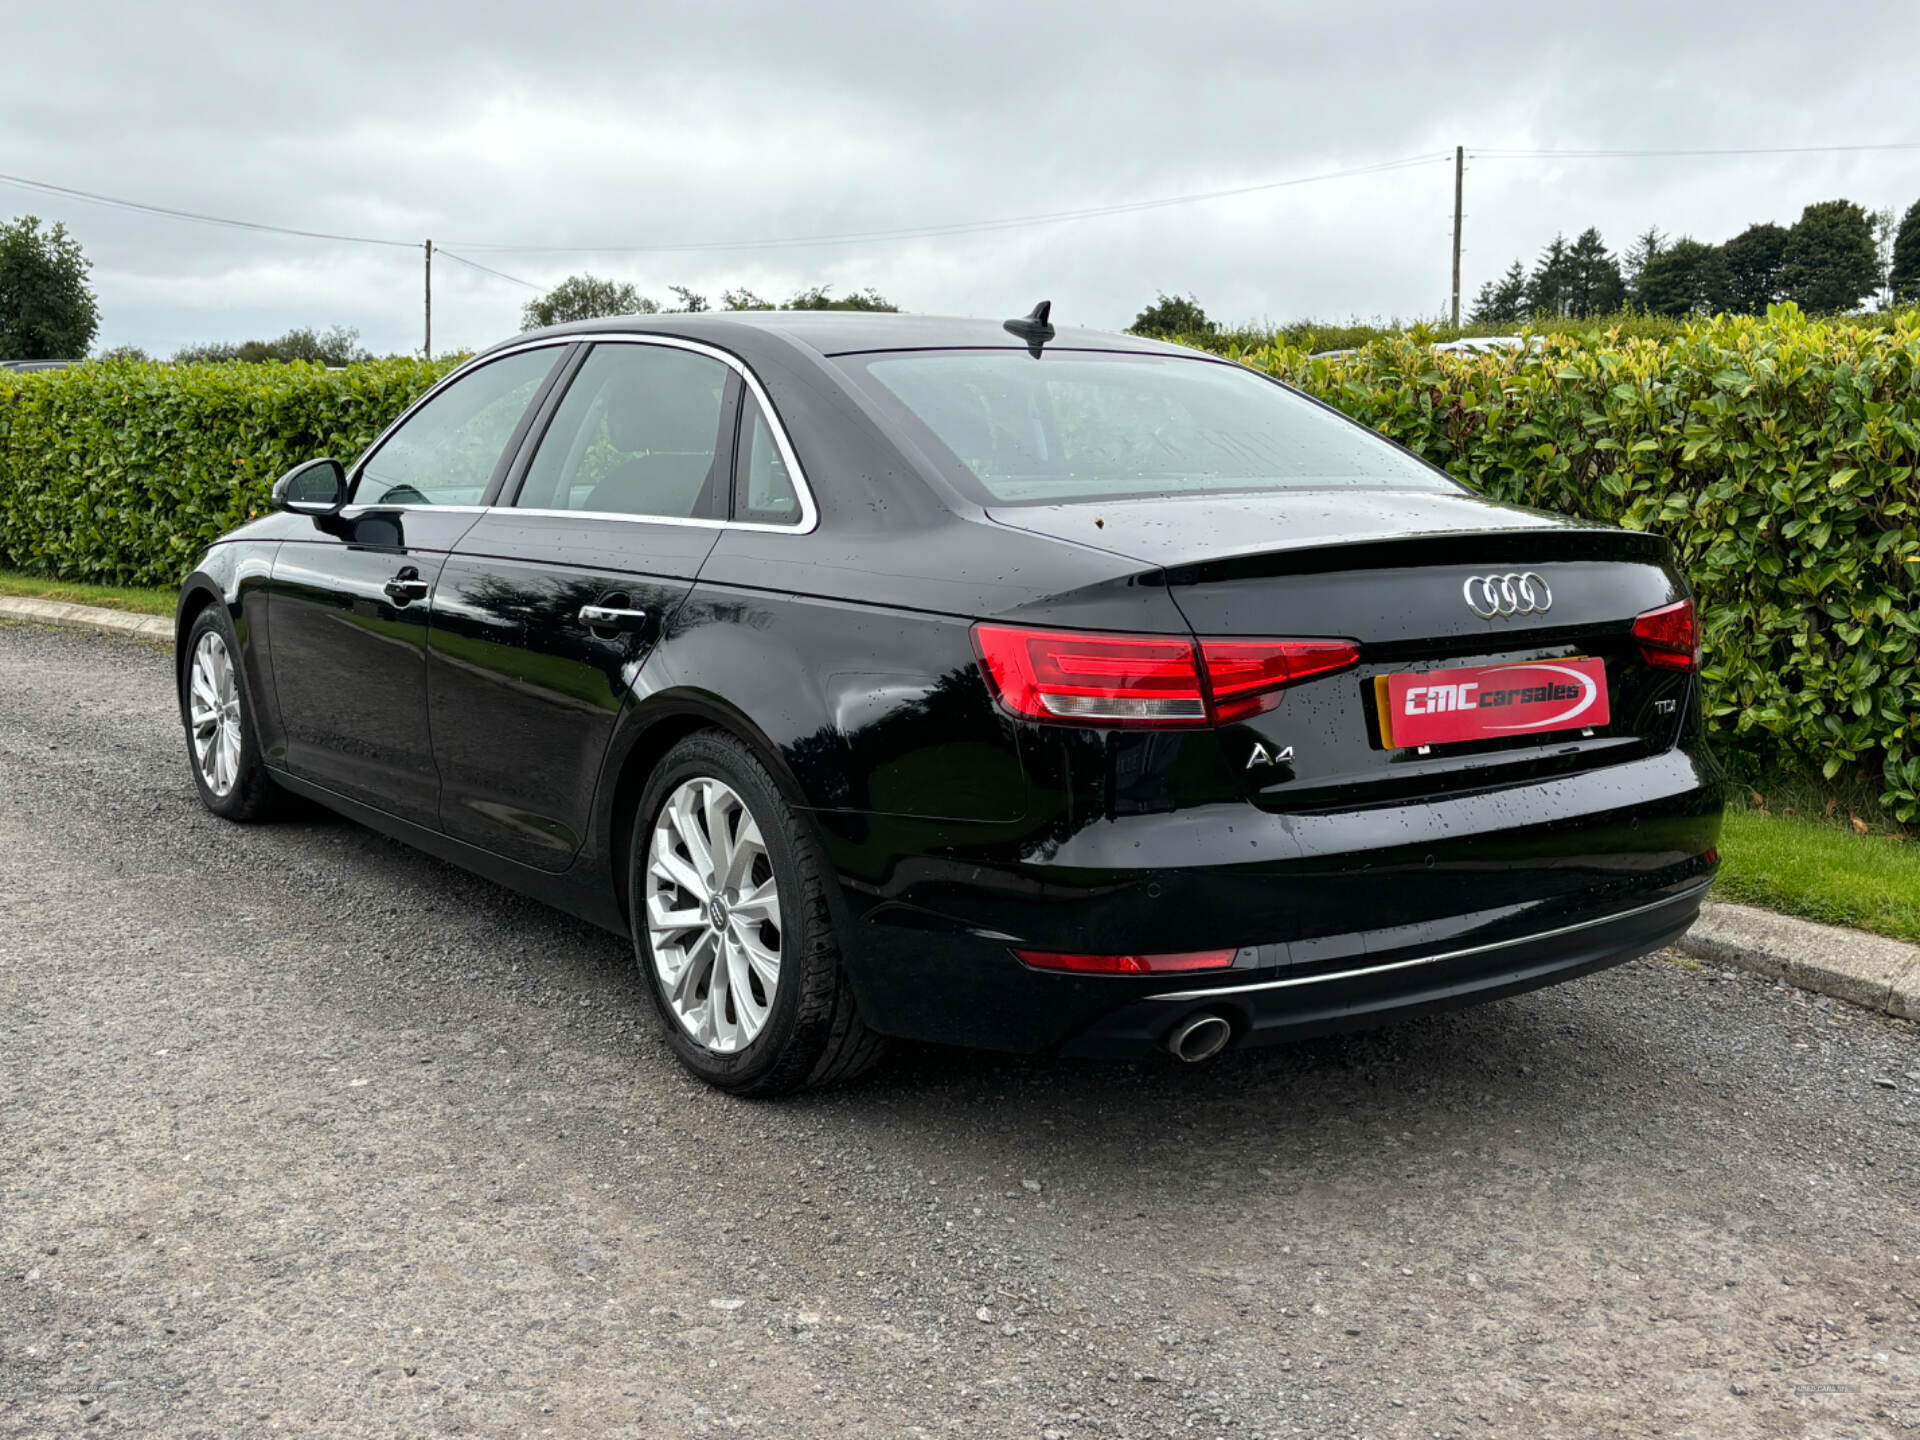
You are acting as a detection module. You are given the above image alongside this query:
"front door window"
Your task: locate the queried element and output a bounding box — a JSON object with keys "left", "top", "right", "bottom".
{"left": 354, "top": 347, "right": 563, "bottom": 507}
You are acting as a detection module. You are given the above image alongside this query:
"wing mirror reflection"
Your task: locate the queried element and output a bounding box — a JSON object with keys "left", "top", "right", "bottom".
{"left": 272, "top": 458, "right": 348, "bottom": 518}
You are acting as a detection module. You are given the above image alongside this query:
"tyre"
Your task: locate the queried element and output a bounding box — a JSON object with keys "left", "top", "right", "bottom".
{"left": 631, "top": 730, "right": 886, "bottom": 1095}
{"left": 181, "top": 607, "right": 280, "bottom": 822}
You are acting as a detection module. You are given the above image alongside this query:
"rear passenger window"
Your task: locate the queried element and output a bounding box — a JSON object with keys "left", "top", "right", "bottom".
{"left": 735, "top": 395, "right": 802, "bottom": 525}
{"left": 514, "top": 343, "right": 729, "bottom": 519}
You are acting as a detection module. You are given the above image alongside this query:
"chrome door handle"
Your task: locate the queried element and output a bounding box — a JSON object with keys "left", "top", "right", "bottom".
{"left": 384, "top": 574, "right": 430, "bottom": 604}
{"left": 578, "top": 605, "right": 649, "bottom": 631}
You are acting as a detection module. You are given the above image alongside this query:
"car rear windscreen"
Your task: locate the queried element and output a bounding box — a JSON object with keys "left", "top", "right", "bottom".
{"left": 838, "top": 350, "right": 1451, "bottom": 505}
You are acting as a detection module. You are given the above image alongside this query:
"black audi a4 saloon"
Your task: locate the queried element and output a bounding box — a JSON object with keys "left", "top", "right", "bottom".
{"left": 176, "top": 306, "right": 1724, "bottom": 1093}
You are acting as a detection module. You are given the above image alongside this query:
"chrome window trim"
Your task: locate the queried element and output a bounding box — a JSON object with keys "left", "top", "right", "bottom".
{"left": 343, "top": 333, "right": 819, "bottom": 534}
{"left": 499, "top": 506, "right": 805, "bottom": 534}
{"left": 1145, "top": 881, "right": 1712, "bottom": 1002}
{"left": 339, "top": 504, "right": 492, "bottom": 516}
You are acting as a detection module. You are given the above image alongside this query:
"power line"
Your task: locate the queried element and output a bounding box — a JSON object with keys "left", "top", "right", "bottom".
{"left": 435, "top": 248, "right": 540, "bottom": 289}
{"left": 443, "top": 153, "right": 1452, "bottom": 254}
{"left": 8, "top": 139, "right": 1917, "bottom": 345}
{"left": 5, "top": 141, "right": 1913, "bottom": 267}
{"left": 0, "top": 154, "right": 1449, "bottom": 263}
{"left": 1471, "top": 141, "right": 1920, "bottom": 159}
{"left": 0, "top": 170, "right": 419, "bottom": 249}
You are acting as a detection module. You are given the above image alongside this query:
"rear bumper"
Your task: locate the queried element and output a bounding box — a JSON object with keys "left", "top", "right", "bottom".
{"left": 1057, "top": 876, "right": 1709, "bottom": 1059}
{"left": 821, "top": 745, "right": 1724, "bottom": 1057}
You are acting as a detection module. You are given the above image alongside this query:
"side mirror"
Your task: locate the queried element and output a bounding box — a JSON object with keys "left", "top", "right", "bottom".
{"left": 272, "top": 458, "right": 347, "bottom": 517}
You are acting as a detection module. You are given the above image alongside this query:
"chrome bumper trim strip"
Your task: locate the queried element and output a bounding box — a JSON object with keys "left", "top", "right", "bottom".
{"left": 1147, "top": 881, "right": 1714, "bottom": 1002}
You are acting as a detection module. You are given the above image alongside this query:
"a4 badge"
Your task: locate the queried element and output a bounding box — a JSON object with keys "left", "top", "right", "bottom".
{"left": 1245, "top": 743, "right": 1294, "bottom": 770}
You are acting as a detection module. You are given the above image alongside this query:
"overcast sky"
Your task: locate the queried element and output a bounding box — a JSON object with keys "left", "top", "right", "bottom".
{"left": 8, "top": 1, "right": 1920, "bottom": 357}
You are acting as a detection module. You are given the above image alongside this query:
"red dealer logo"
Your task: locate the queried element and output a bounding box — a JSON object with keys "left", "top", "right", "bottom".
{"left": 1380, "top": 657, "right": 1610, "bottom": 749}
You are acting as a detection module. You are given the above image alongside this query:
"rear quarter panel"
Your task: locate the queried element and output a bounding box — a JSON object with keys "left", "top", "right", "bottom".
{"left": 669, "top": 514, "right": 1200, "bottom": 812}
{"left": 638, "top": 581, "right": 1023, "bottom": 822}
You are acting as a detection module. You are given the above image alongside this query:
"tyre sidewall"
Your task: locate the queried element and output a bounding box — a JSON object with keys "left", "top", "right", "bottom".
{"left": 630, "top": 733, "right": 821, "bottom": 1092}
{"left": 181, "top": 607, "right": 274, "bottom": 821}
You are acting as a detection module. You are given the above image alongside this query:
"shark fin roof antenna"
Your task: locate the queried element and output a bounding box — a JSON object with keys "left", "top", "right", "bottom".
{"left": 1002, "top": 300, "right": 1055, "bottom": 357}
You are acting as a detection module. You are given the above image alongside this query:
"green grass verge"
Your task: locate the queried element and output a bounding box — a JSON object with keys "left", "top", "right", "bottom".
{"left": 1716, "top": 807, "right": 1920, "bottom": 943}
{"left": 0, "top": 568, "right": 176, "bottom": 617}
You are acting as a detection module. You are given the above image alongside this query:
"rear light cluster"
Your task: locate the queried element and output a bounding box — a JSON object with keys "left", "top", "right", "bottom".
{"left": 972, "top": 624, "right": 1359, "bottom": 728}
{"left": 1015, "top": 948, "right": 1237, "bottom": 975}
{"left": 1632, "top": 599, "right": 1701, "bottom": 672}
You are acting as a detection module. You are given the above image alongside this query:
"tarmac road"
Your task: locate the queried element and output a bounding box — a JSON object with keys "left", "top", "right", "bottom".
{"left": 3, "top": 622, "right": 1918, "bottom": 1439}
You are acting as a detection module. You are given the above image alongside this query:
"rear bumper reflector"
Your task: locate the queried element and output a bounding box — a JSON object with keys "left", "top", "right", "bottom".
{"left": 1015, "top": 948, "right": 1238, "bottom": 975}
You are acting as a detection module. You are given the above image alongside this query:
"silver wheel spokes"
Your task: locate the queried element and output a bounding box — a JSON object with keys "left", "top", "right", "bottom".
{"left": 187, "top": 632, "right": 243, "bottom": 798}
{"left": 645, "top": 776, "right": 782, "bottom": 1054}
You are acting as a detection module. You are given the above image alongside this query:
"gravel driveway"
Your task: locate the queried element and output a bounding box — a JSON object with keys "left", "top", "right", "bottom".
{"left": 3, "top": 621, "right": 1917, "bottom": 1439}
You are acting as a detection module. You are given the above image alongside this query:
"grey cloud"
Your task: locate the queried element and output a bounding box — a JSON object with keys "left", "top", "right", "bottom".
{"left": 6, "top": 0, "right": 1918, "bottom": 355}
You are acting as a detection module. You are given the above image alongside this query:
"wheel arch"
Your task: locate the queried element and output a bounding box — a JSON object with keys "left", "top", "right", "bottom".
{"left": 173, "top": 576, "right": 227, "bottom": 704}
{"left": 601, "top": 689, "right": 821, "bottom": 926}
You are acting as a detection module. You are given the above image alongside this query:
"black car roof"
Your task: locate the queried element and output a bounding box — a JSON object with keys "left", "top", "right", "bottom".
{"left": 493, "top": 309, "right": 1200, "bottom": 361}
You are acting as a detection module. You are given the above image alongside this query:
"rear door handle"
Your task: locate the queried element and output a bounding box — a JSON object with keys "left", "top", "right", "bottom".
{"left": 578, "top": 605, "right": 649, "bottom": 631}
{"left": 384, "top": 570, "right": 430, "bottom": 605}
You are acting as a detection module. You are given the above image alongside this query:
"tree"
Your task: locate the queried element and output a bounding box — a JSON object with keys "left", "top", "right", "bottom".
{"left": 781, "top": 285, "right": 898, "bottom": 312}
{"left": 96, "top": 343, "right": 150, "bottom": 361}
{"left": 172, "top": 339, "right": 242, "bottom": 363}
{"left": 1891, "top": 199, "right": 1920, "bottom": 305}
{"left": 1524, "top": 235, "right": 1574, "bottom": 317}
{"left": 0, "top": 215, "right": 99, "bottom": 360}
{"left": 718, "top": 284, "right": 897, "bottom": 311}
{"left": 667, "top": 285, "right": 709, "bottom": 313}
{"left": 521, "top": 274, "right": 656, "bottom": 330}
{"left": 1131, "top": 293, "right": 1214, "bottom": 337}
{"left": 1471, "top": 260, "right": 1529, "bottom": 324}
{"left": 173, "top": 325, "right": 371, "bottom": 365}
{"left": 1872, "top": 206, "right": 1899, "bottom": 307}
{"left": 1635, "top": 238, "right": 1730, "bottom": 317}
{"left": 1780, "top": 199, "right": 1880, "bottom": 313}
{"left": 1562, "top": 228, "right": 1625, "bottom": 317}
{"left": 1622, "top": 227, "right": 1664, "bottom": 297}
{"left": 1720, "top": 222, "right": 1790, "bottom": 315}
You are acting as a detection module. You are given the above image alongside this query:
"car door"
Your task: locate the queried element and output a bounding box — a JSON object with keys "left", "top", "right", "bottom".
{"left": 268, "top": 345, "right": 568, "bottom": 826}
{"left": 427, "top": 338, "right": 741, "bottom": 868}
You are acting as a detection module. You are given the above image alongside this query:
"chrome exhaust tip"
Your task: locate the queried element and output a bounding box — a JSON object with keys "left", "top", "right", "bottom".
{"left": 1164, "top": 1011, "right": 1233, "bottom": 1064}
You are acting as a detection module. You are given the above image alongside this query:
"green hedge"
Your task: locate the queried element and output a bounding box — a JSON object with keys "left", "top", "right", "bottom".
{"left": 1229, "top": 306, "right": 1920, "bottom": 817}
{"left": 3, "top": 312, "right": 1917, "bottom": 814}
{"left": 1167, "top": 305, "right": 1920, "bottom": 358}
{"left": 0, "top": 357, "right": 457, "bottom": 588}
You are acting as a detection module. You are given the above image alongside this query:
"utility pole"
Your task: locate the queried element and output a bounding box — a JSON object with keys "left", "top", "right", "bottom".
{"left": 424, "top": 239, "right": 434, "bottom": 361}
{"left": 1449, "top": 147, "right": 1464, "bottom": 329}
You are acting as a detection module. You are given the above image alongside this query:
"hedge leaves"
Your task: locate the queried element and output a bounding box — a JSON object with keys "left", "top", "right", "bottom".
{"left": 0, "top": 355, "right": 455, "bottom": 588}
{"left": 1229, "top": 305, "right": 1920, "bottom": 817}
{"left": 4, "top": 308, "right": 1918, "bottom": 813}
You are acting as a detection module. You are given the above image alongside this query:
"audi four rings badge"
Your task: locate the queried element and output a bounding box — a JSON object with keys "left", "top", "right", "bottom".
{"left": 1463, "top": 572, "right": 1552, "bottom": 619}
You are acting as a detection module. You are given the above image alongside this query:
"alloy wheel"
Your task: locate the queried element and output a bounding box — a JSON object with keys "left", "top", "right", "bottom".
{"left": 187, "top": 631, "right": 243, "bottom": 798}
{"left": 645, "top": 776, "right": 783, "bottom": 1053}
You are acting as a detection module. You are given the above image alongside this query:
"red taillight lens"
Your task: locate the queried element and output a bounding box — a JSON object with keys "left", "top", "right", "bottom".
{"left": 1015, "top": 948, "right": 1237, "bottom": 974}
{"left": 1201, "top": 638, "right": 1362, "bottom": 722}
{"left": 1633, "top": 599, "right": 1700, "bottom": 672}
{"left": 973, "top": 625, "right": 1206, "bottom": 725}
{"left": 973, "top": 625, "right": 1359, "bottom": 728}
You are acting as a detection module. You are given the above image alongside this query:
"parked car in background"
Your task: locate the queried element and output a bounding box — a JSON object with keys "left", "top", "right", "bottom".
{"left": 1429, "top": 335, "right": 1535, "bottom": 356}
{"left": 0, "top": 359, "right": 77, "bottom": 372}
{"left": 174, "top": 306, "right": 1723, "bottom": 1093}
{"left": 1308, "top": 335, "right": 1537, "bottom": 361}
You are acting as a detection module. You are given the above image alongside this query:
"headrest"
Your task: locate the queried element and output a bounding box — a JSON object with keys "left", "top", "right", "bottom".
{"left": 602, "top": 358, "right": 721, "bottom": 454}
